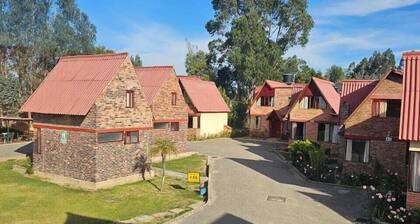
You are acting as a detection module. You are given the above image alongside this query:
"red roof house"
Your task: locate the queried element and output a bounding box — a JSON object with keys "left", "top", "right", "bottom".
{"left": 20, "top": 53, "right": 155, "bottom": 189}
{"left": 178, "top": 76, "right": 230, "bottom": 137}
{"left": 399, "top": 51, "right": 420, "bottom": 208}
{"left": 136, "top": 66, "right": 188, "bottom": 150}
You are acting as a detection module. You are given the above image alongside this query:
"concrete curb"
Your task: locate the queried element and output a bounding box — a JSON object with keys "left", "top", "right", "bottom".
{"left": 165, "top": 155, "right": 215, "bottom": 224}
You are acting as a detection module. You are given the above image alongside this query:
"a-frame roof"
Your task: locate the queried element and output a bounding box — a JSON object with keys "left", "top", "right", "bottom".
{"left": 135, "top": 66, "right": 175, "bottom": 105}
{"left": 20, "top": 53, "right": 128, "bottom": 116}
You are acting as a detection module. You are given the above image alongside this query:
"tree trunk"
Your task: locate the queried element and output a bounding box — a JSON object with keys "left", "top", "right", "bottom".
{"left": 160, "top": 155, "right": 166, "bottom": 191}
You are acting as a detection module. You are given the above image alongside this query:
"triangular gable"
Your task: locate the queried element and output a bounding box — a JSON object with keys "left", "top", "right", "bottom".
{"left": 136, "top": 66, "right": 175, "bottom": 105}
{"left": 344, "top": 69, "right": 403, "bottom": 125}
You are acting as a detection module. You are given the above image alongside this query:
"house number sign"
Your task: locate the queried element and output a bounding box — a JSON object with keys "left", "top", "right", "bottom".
{"left": 60, "top": 131, "right": 68, "bottom": 144}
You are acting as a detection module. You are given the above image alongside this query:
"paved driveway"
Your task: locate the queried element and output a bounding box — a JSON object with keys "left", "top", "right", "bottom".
{"left": 0, "top": 142, "right": 33, "bottom": 161}
{"left": 181, "top": 138, "right": 369, "bottom": 224}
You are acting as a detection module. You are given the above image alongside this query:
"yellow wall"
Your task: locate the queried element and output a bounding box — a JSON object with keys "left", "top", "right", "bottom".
{"left": 199, "top": 113, "right": 228, "bottom": 136}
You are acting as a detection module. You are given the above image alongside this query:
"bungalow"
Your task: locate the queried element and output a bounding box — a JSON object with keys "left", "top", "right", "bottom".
{"left": 20, "top": 53, "right": 154, "bottom": 188}
{"left": 285, "top": 77, "right": 341, "bottom": 151}
{"left": 249, "top": 80, "right": 305, "bottom": 138}
{"left": 178, "top": 76, "right": 230, "bottom": 138}
{"left": 136, "top": 66, "right": 188, "bottom": 151}
{"left": 339, "top": 70, "right": 407, "bottom": 177}
{"left": 399, "top": 51, "right": 420, "bottom": 208}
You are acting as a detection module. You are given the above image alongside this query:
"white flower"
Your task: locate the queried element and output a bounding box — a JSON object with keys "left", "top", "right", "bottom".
{"left": 395, "top": 172, "right": 398, "bottom": 176}
{"left": 391, "top": 210, "right": 397, "bottom": 214}
{"left": 363, "top": 185, "right": 367, "bottom": 189}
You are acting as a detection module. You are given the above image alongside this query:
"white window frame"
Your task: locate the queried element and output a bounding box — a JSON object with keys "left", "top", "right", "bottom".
{"left": 255, "top": 116, "right": 261, "bottom": 129}
{"left": 346, "top": 139, "right": 369, "bottom": 163}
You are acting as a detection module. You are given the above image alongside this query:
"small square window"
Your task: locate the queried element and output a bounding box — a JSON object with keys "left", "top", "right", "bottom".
{"left": 153, "top": 122, "right": 169, "bottom": 129}
{"left": 98, "top": 132, "right": 123, "bottom": 143}
{"left": 125, "top": 131, "right": 139, "bottom": 144}
{"left": 171, "top": 122, "right": 179, "bottom": 131}
{"left": 171, "top": 92, "right": 177, "bottom": 105}
{"left": 126, "top": 90, "right": 134, "bottom": 108}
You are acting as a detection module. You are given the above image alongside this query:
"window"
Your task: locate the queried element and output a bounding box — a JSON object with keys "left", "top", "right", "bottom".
{"left": 292, "top": 122, "right": 305, "bottom": 140}
{"left": 300, "top": 96, "right": 326, "bottom": 109}
{"left": 98, "top": 132, "right": 123, "bottom": 143}
{"left": 317, "top": 123, "right": 330, "bottom": 142}
{"left": 258, "top": 96, "right": 274, "bottom": 107}
{"left": 171, "top": 122, "right": 180, "bottom": 131}
{"left": 125, "top": 131, "right": 139, "bottom": 144}
{"left": 372, "top": 99, "right": 401, "bottom": 118}
{"left": 153, "top": 122, "right": 169, "bottom": 129}
{"left": 36, "top": 128, "right": 42, "bottom": 154}
{"left": 255, "top": 116, "right": 261, "bottom": 129}
{"left": 188, "top": 116, "right": 194, "bottom": 128}
{"left": 126, "top": 90, "right": 134, "bottom": 108}
{"left": 171, "top": 92, "right": 177, "bottom": 105}
{"left": 410, "top": 152, "right": 420, "bottom": 192}
{"left": 345, "top": 139, "right": 369, "bottom": 163}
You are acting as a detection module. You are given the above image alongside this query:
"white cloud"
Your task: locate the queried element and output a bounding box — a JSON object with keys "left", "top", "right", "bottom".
{"left": 112, "top": 22, "right": 210, "bottom": 75}
{"left": 319, "top": 0, "right": 420, "bottom": 16}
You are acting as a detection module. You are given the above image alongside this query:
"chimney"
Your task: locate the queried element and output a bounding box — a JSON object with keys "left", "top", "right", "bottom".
{"left": 282, "top": 73, "right": 294, "bottom": 85}
{"left": 399, "top": 51, "right": 420, "bottom": 141}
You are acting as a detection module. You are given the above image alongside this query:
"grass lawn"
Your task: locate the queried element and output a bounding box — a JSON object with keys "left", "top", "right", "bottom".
{"left": 0, "top": 159, "right": 201, "bottom": 224}
{"left": 153, "top": 154, "right": 207, "bottom": 175}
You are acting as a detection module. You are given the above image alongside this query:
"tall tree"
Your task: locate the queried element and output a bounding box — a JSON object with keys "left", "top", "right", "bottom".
{"left": 326, "top": 65, "right": 344, "bottom": 83}
{"left": 185, "top": 41, "right": 211, "bottom": 80}
{"left": 0, "top": 0, "right": 97, "bottom": 115}
{"left": 94, "top": 45, "right": 114, "bottom": 54}
{"left": 130, "top": 54, "right": 142, "bottom": 67}
{"left": 206, "top": 0, "right": 313, "bottom": 128}
{"left": 283, "top": 56, "right": 322, "bottom": 83}
{"left": 346, "top": 49, "right": 396, "bottom": 80}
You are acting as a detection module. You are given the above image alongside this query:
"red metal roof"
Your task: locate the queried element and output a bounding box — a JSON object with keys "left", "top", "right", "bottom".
{"left": 341, "top": 80, "right": 378, "bottom": 115}
{"left": 400, "top": 52, "right": 420, "bottom": 141}
{"left": 20, "top": 53, "right": 128, "bottom": 116}
{"left": 312, "top": 77, "right": 340, "bottom": 114}
{"left": 135, "top": 66, "right": 175, "bottom": 105}
{"left": 178, "top": 76, "right": 230, "bottom": 113}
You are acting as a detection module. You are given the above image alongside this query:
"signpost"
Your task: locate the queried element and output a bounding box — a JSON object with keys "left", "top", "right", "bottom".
{"left": 187, "top": 172, "right": 200, "bottom": 183}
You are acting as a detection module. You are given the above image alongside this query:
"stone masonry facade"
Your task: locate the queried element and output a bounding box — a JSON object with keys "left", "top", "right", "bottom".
{"left": 33, "top": 57, "right": 156, "bottom": 183}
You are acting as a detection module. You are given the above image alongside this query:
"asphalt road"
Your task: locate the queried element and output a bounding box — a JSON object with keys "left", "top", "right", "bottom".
{"left": 0, "top": 142, "right": 32, "bottom": 161}
{"left": 180, "top": 138, "right": 368, "bottom": 224}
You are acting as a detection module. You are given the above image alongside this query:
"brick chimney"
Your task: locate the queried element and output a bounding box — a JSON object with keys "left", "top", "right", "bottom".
{"left": 399, "top": 51, "right": 420, "bottom": 141}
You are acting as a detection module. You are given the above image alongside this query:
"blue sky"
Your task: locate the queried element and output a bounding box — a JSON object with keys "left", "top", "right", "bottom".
{"left": 77, "top": 0, "right": 420, "bottom": 74}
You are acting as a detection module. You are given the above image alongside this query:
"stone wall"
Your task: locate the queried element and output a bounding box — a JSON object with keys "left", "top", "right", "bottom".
{"left": 249, "top": 115, "right": 270, "bottom": 137}
{"left": 92, "top": 57, "right": 153, "bottom": 129}
{"left": 151, "top": 122, "right": 187, "bottom": 152}
{"left": 95, "top": 130, "right": 151, "bottom": 181}
{"left": 33, "top": 128, "right": 97, "bottom": 181}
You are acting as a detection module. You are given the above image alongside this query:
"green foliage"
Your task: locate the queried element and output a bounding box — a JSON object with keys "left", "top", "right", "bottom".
{"left": 284, "top": 56, "right": 323, "bottom": 83}
{"left": 153, "top": 154, "right": 208, "bottom": 176}
{"left": 326, "top": 65, "right": 344, "bottom": 83}
{"left": 0, "top": 76, "right": 22, "bottom": 115}
{"left": 346, "top": 49, "right": 396, "bottom": 80}
{"left": 94, "top": 45, "right": 114, "bottom": 54}
{"left": 130, "top": 54, "right": 142, "bottom": 67}
{"left": 150, "top": 138, "right": 178, "bottom": 191}
{"left": 0, "top": 0, "right": 97, "bottom": 113}
{"left": 206, "top": 0, "right": 313, "bottom": 127}
{"left": 185, "top": 41, "right": 211, "bottom": 80}
{"left": 187, "top": 130, "right": 231, "bottom": 141}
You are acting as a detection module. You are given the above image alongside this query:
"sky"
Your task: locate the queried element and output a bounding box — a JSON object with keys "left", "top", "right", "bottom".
{"left": 77, "top": 0, "right": 420, "bottom": 74}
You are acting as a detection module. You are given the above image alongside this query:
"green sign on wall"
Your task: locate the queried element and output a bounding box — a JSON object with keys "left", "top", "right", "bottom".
{"left": 60, "top": 131, "right": 68, "bottom": 144}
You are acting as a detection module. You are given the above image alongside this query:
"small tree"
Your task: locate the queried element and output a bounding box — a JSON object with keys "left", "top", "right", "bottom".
{"left": 150, "top": 138, "right": 177, "bottom": 191}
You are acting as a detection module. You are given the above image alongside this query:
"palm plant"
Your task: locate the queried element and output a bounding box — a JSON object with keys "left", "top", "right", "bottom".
{"left": 150, "top": 138, "right": 177, "bottom": 191}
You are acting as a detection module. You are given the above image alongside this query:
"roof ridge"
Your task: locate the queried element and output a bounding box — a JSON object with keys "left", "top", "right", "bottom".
{"left": 60, "top": 52, "right": 128, "bottom": 61}
{"left": 342, "top": 79, "right": 377, "bottom": 82}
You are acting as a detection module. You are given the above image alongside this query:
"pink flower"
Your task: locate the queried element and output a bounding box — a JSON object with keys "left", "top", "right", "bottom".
{"left": 387, "top": 198, "right": 392, "bottom": 202}
{"left": 392, "top": 197, "right": 396, "bottom": 202}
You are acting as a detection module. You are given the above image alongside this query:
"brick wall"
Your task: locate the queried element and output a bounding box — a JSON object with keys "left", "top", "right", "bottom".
{"left": 274, "top": 88, "right": 293, "bottom": 109}
{"left": 406, "top": 192, "right": 420, "bottom": 208}
{"left": 33, "top": 128, "right": 97, "bottom": 181}
{"left": 338, "top": 139, "right": 407, "bottom": 177}
{"left": 95, "top": 130, "right": 151, "bottom": 181}
{"left": 32, "top": 113, "right": 84, "bottom": 126}
{"left": 249, "top": 115, "right": 270, "bottom": 137}
{"left": 92, "top": 57, "right": 153, "bottom": 129}
{"left": 151, "top": 122, "right": 187, "bottom": 152}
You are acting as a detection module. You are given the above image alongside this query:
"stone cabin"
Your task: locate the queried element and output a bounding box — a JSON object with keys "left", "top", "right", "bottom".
{"left": 178, "top": 76, "right": 230, "bottom": 138}
{"left": 20, "top": 53, "right": 156, "bottom": 188}
{"left": 339, "top": 70, "right": 407, "bottom": 177}
{"left": 249, "top": 80, "right": 305, "bottom": 138}
{"left": 399, "top": 52, "right": 420, "bottom": 208}
{"left": 285, "top": 77, "right": 341, "bottom": 151}
{"left": 136, "top": 66, "right": 188, "bottom": 151}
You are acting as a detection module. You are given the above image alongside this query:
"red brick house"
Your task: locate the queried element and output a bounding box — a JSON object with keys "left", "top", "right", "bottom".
{"left": 399, "top": 51, "right": 420, "bottom": 208}
{"left": 178, "top": 76, "right": 230, "bottom": 138}
{"left": 20, "top": 53, "right": 155, "bottom": 188}
{"left": 249, "top": 80, "right": 305, "bottom": 138}
{"left": 339, "top": 70, "right": 407, "bottom": 177}
{"left": 136, "top": 66, "right": 188, "bottom": 151}
{"left": 285, "top": 77, "right": 341, "bottom": 150}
